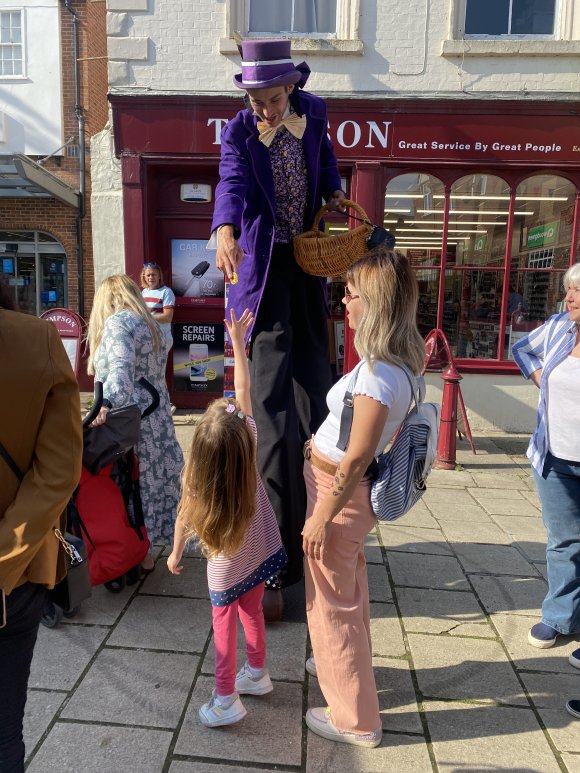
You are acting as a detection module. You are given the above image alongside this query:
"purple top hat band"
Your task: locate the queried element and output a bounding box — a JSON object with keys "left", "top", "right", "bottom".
{"left": 233, "top": 38, "right": 310, "bottom": 90}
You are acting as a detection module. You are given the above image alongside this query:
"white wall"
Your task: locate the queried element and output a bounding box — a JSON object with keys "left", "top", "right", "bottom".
{"left": 90, "top": 122, "right": 126, "bottom": 288}
{"left": 0, "top": 0, "right": 64, "bottom": 155}
{"left": 424, "top": 373, "right": 539, "bottom": 433}
{"left": 104, "top": 0, "right": 580, "bottom": 97}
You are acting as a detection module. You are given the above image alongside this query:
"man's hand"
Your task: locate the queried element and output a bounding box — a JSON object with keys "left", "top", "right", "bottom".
{"left": 326, "top": 190, "right": 347, "bottom": 213}
{"left": 216, "top": 225, "right": 244, "bottom": 280}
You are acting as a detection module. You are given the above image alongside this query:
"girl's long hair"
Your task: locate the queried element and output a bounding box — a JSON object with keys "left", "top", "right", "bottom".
{"left": 178, "top": 398, "right": 257, "bottom": 558}
{"left": 87, "top": 274, "right": 162, "bottom": 374}
{"left": 347, "top": 247, "right": 426, "bottom": 375}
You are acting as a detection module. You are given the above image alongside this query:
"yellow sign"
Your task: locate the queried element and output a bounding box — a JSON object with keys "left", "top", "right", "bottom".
{"left": 174, "top": 354, "right": 224, "bottom": 371}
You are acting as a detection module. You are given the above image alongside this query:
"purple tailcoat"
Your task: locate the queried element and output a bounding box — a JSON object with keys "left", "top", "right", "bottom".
{"left": 211, "top": 91, "right": 342, "bottom": 340}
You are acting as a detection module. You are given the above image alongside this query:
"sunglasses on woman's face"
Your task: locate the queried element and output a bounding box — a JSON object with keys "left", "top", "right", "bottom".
{"left": 143, "top": 263, "right": 159, "bottom": 268}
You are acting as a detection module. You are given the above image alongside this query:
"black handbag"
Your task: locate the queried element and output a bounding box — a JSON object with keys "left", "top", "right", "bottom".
{"left": 82, "top": 403, "right": 141, "bottom": 474}
{"left": 0, "top": 441, "right": 92, "bottom": 612}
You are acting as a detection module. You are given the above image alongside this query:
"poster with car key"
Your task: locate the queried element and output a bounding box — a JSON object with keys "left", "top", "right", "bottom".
{"left": 172, "top": 321, "right": 225, "bottom": 394}
{"left": 171, "top": 239, "right": 225, "bottom": 306}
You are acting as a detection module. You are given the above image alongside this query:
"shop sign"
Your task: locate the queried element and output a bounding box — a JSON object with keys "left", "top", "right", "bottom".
{"left": 474, "top": 235, "right": 488, "bottom": 252}
{"left": 112, "top": 98, "right": 580, "bottom": 165}
{"left": 527, "top": 220, "right": 560, "bottom": 248}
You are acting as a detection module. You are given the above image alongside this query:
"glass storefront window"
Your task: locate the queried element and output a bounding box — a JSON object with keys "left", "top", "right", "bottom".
{"left": 384, "top": 173, "right": 446, "bottom": 268}
{"left": 383, "top": 170, "right": 579, "bottom": 365}
{"left": 416, "top": 268, "right": 440, "bottom": 338}
{"left": 0, "top": 231, "right": 67, "bottom": 315}
{"left": 442, "top": 269, "right": 504, "bottom": 360}
{"left": 449, "top": 174, "right": 511, "bottom": 269}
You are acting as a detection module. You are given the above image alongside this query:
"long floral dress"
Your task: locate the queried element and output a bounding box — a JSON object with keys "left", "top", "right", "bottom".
{"left": 93, "top": 310, "right": 183, "bottom": 545}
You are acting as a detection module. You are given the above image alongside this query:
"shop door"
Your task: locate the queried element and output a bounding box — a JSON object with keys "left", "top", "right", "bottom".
{"left": 156, "top": 217, "right": 225, "bottom": 409}
{"left": 14, "top": 253, "right": 36, "bottom": 314}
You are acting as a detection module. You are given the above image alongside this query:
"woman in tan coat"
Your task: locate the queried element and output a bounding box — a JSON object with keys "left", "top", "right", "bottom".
{"left": 0, "top": 284, "right": 82, "bottom": 771}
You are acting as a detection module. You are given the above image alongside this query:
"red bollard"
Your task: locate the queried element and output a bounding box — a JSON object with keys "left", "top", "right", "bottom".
{"left": 434, "top": 363, "right": 462, "bottom": 470}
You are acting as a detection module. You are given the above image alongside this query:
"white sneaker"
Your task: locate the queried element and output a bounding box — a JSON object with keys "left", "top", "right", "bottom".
{"left": 305, "top": 656, "right": 317, "bottom": 677}
{"left": 306, "top": 707, "right": 382, "bottom": 748}
{"left": 198, "top": 690, "right": 247, "bottom": 728}
{"left": 234, "top": 662, "right": 273, "bottom": 696}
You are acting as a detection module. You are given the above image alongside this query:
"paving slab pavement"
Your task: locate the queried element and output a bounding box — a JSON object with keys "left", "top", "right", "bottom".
{"left": 24, "top": 430, "right": 580, "bottom": 772}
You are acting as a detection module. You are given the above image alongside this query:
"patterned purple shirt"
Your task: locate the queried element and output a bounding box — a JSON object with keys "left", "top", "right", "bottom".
{"left": 269, "top": 127, "right": 309, "bottom": 244}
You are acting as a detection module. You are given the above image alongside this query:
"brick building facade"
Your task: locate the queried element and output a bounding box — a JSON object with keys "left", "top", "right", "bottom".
{"left": 0, "top": 0, "right": 107, "bottom": 317}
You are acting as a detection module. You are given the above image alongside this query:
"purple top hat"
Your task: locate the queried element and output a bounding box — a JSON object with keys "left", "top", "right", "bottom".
{"left": 233, "top": 38, "right": 310, "bottom": 91}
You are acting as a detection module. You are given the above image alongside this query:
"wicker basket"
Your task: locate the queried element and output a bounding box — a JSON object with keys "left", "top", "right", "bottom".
{"left": 293, "top": 200, "right": 373, "bottom": 278}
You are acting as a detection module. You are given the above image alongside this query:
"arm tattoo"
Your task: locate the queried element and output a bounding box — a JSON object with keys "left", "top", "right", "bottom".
{"left": 331, "top": 465, "right": 346, "bottom": 497}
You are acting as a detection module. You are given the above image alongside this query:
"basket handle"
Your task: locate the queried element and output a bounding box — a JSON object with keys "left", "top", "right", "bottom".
{"left": 311, "top": 199, "right": 371, "bottom": 232}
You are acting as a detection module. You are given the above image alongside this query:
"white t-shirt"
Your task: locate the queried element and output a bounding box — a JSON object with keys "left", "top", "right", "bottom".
{"left": 547, "top": 355, "right": 580, "bottom": 462}
{"left": 141, "top": 286, "right": 175, "bottom": 345}
{"left": 313, "top": 360, "right": 414, "bottom": 463}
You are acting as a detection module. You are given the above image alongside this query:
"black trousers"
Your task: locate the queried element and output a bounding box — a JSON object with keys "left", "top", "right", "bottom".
{"left": 249, "top": 243, "right": 332, "bottom": 587}
{"left": 0, "top": 582, "right": 47, "bottom": 773}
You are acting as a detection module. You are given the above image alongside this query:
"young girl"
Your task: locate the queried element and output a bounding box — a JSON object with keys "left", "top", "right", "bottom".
{"left": 167, "top": 308, "right": 287, "bottom": 728}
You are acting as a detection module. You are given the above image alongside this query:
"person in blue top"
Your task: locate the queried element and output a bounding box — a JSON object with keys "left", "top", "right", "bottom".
{"left": 512, "top": 262, "right": 580, "bottom": 654}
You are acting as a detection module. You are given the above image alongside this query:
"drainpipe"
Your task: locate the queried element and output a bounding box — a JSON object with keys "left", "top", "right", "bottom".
{"left": 64, "top": 0, "right": 85, "bottom": 317}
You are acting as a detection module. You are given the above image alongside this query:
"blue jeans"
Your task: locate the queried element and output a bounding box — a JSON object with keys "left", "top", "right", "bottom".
{"left": 533, "top": 452, "right": 580, "bottom": 635}
{"left": 0, "top": 582, "right": 47, "bottom": 773}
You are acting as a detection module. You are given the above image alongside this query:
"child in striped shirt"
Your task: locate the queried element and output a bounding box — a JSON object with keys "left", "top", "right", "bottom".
{"left": 167, "top": 308, "right": 287, "bottom": 728}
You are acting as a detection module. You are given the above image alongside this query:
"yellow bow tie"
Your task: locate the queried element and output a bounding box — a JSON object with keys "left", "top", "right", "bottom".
{"left": 257, "top": 113, "right": 307, "bottom": 147}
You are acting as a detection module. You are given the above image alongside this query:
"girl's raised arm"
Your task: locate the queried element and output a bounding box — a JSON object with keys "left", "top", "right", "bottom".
{"left": 224, "top": 308, "right": 254, "bottom": 416}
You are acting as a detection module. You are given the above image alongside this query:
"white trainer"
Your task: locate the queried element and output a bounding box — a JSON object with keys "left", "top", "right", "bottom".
{"left": 306, "top": 707, "right": 382, "bottom": 748}
{"left": 198, "top": 691, "right": 247, "bottom": 728}
{"left": 305, "top": 656, "right": 317, "bottom": 677}
{"left": 234, "top": 662, "right": 273, "bottom": 696}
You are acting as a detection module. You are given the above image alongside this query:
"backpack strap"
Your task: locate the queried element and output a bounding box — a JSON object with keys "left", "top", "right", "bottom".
{"left": 336, "top": 361, "right": 421, "bottom": 453}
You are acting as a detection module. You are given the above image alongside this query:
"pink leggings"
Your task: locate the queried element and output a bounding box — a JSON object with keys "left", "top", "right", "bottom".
{"left": 211, "top": 582, "right": 266, "bottom": 696}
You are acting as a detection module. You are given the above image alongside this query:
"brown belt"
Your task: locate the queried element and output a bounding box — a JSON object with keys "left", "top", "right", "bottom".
{"left": 303, "top": 441, "right": 338, "bottom": 477}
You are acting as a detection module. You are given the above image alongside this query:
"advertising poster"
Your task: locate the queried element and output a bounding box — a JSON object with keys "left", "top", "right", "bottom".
{"left": 171, "top": 239, "right": 225, "bottom": 306}
{"left": 172, "top": 321, "right": 224, "bottom": 394}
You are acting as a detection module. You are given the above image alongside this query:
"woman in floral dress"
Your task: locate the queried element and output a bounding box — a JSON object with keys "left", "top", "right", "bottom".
{"left": 87, "top": 274, "right": 183, "bottom": 567}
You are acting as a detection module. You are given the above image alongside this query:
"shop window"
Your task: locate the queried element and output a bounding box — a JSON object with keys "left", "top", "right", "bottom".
{"left": 464, "top": 0, "right": 555, "bottom": 36}
{"left": 443, "top": 269, "right": 505, "bottom": 359}
{"left": 0, "top": 9, "right": 23, "bottom": 77}
{"left": 0, "top": 230, "right": 67, "bottom": 315}
{"left": 384, "top": 173, "right": 446, "bottom": 338}
{"left": 385, "top": 173, "right": 446, "bottom": 268}
{"left": 504, "top": 174, "right": 576, "bottom": 357}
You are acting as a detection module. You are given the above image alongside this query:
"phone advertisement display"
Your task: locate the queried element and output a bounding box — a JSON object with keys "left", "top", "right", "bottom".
{"left": 171, "top": 239, "right": 225, "bottom": 306}
{"left": 172, "top": 321, "right": 224, "bottom": 394}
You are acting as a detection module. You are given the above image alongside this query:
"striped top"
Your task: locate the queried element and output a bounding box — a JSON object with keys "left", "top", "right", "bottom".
{"left": 207, "top": 416, "right": 287, "bottom": 607}
{"left": 141, "top": 286, "right": 175, "bottom": 344}
{"left": 512, "top": 312, "right": 578, "bottom": 474}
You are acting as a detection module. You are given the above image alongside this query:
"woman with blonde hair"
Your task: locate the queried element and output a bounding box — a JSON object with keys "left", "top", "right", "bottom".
{"left": 301, "top": 247, "right": 425, "bottom": 748}
{"left": 168, "top": 309, "right": 286, "bottom": 728}
{"left": 87, "top": 274, "right": 183, "bottom": 570}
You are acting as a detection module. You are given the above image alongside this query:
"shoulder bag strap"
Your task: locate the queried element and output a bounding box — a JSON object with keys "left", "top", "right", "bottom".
{"left": 0, "top": 441, "right": 24, "bottom": 482}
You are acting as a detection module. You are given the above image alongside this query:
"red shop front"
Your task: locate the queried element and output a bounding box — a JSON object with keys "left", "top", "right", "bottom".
{"left": 110, "top": 95, "right": 580, "bottom": 407}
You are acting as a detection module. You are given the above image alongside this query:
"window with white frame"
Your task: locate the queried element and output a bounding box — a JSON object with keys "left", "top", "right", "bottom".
{"left": 248, "top": 0, "right": 337, "bottom": 36}
{"left": 0, "top": 10, "right": 23, "bottom": 76}
{"left": 224, "top": 0, "right": 362, "bottom": 49}
{"left": 464, "top": 0, "right": 556, "bottom": 37}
